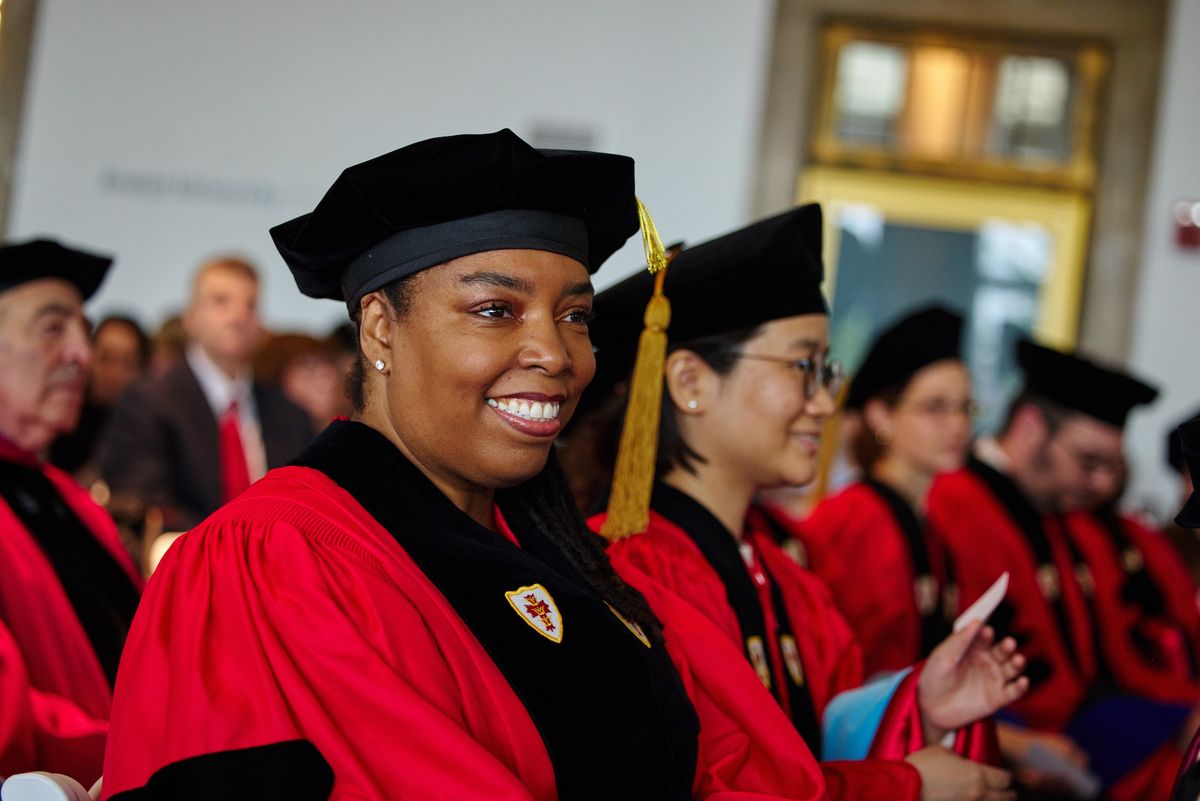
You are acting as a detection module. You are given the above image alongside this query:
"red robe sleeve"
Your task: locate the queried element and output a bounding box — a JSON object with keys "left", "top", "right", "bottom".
{"left": 604, "top": 516, "right": 925, "bottom": 801}
{"left": 753, "top": 533, "right": 1000, "bottom": 768}
{"left": 617, "top": 562, "right": 828, "bottom": 800}
{"left": 928, "top": 470, "right": 1089, "bottom": 731}
{"left": 1115, "top": 515, "right": 1200, "bottom": 684}
{"left": 103, "top": 510, "right": 558, "bottom": 801}
{"left": 0, "top": 617, "right": 112, "bottom": 782}
{"left": 0, "top": 462, "right": 139, "bottom": 785}
{"left": 1065, "top": 512, "right": 1200, "bottom": 703}
{"left": 795, "top": 485, "right": 925, "bottom": 676}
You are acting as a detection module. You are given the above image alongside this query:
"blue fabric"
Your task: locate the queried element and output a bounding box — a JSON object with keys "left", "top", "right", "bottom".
{"left": 822, "top": 668, "right": 910, "bottom": 761}
{"left": 1066, "top": 695, "right": 1191, "bottom": 788}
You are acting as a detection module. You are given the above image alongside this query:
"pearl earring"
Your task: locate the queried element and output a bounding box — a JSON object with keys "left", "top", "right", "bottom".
{"left": 374, "top": 359, "right": 386, "bottom": 372}
{"left": 687, "top": 399, "right": 699, "bottom": 410}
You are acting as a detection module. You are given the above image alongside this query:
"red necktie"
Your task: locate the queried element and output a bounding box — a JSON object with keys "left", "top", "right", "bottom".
{"left": 219, "top": 400, "right": 252, "bottom": 502}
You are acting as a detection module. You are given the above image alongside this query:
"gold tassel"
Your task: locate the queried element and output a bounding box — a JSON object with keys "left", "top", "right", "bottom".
{"left": 601, "top": 199, "right": 674, "bottom": 540}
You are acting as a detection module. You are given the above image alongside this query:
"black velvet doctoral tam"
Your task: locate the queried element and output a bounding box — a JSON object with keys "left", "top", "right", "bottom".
{"left": 271, "top": 128, "right": 639, "bottom": 312}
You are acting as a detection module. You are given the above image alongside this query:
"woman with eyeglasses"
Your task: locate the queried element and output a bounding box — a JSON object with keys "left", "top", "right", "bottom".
{"left": 783, "top": 306, "right": 972, "bottom": 678}
{"left": 586, "top": 213, "right": 1025, "bottom": 801}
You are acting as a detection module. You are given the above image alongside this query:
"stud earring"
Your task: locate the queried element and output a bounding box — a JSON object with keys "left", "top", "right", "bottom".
{"left": 374, "top": 359, "right": 386, "bottom": 372}
{"left": 687, "top": 399, "right": 699, "bottom": 410}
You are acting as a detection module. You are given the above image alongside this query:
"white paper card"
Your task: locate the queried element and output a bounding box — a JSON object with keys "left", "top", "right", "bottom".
{"left": 953, "top": 572, "right": 1009, "bottom": 633}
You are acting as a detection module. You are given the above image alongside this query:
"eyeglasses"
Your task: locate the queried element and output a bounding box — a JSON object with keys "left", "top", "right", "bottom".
{"left": 724, "top": 351, "right": 845, "bottom": 399}
{"left": 895, "top": 398, "right": 983, "bottom": 420}
{"left": 1051, "top": 438, "right": 1124, "bottom": 478}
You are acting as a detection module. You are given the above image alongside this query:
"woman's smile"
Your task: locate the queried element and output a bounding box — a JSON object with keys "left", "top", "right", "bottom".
{"left": 789, "top": 429, "right": 822, "bottom": 456}
{"left": 487, "top": 392, "right": 567, "bottom": 437}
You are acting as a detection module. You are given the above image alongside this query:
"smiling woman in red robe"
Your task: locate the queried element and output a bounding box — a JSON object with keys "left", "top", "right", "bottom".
{"left": 583, "top": 208, "right": 1026, "bottom": 801}
{"left": 101, "top": 130, "right": 832, "bottom": 801}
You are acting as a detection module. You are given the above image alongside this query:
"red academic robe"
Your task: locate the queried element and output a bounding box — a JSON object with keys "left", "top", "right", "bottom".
{"left": 0, "top": 440, "right": 142, "bottom": 785}
{"left": 594, "top": 495, "right": 998, "bottom": 801}
{"left": 928, "top": 461, "right": 1096, "bottom": 732}
{"left": 1065, "top": 510, "right": 1200, "bottom": 701}
{"left": 103, "top": 460, "right": 825, "bottom": 801}
{"left": 787, "top": 481, "right": 958, "bottom": 677}
{"left": 930, "top": 462, "right": 1191, "bottom": 801}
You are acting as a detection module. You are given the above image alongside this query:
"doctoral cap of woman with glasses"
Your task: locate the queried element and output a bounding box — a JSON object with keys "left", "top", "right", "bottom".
{"left": 584, "top": 204, "right": 840, "bottom": 535}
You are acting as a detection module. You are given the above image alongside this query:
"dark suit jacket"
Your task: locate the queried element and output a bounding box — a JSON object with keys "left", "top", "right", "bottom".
{"left": 99, "top": 360, "right": 316, "bottom": 530}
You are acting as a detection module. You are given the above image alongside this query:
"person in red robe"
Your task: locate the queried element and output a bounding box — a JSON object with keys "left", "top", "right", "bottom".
{"left": 785, "top": 306, "right": 968, "bottom": 678}
{"left": 0, "top": 240, "right": 143, "bottom": 786}
{"left": 1065, "top": 504, "right": 1200, "bottom": 701}
{"left": 583, "top": 208, "right": 1024, "bottom": 801}
{"left": 928, "top": 340, "right": 1188, "bottom": 799}
{"left": 102, "top": 130, "right": 830, "bottom": 801}
{"left": 1060, "top": 400, "right": 1200, "bottom": 703}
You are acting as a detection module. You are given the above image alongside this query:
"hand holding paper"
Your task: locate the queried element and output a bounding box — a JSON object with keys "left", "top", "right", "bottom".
{"left": 917, "top": 574, "right": 1028, "bottom": 740}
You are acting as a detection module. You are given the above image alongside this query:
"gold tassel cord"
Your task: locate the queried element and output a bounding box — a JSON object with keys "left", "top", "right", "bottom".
{"left": 601, "top": 199, "right": 673, "bottom": 540}
{"left": 637, "top": 197, "right": 668, "bottom": 274}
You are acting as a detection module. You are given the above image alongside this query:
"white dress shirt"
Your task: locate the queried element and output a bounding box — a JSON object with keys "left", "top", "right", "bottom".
{"left": 186, "top": 345, "right": 268, "bottom": 481}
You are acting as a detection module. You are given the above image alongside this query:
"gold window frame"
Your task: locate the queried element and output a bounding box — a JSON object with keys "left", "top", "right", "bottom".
{"left": 800, "top": 165, "right": 1092, "bottom": 349}
{"left": 811, "top": 21, "right": 1110, "bottom": 192}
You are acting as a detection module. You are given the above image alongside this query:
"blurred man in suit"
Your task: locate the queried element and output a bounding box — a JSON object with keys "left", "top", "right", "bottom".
{"left": 100, "top": 257, "right": 314, "bottom": 531}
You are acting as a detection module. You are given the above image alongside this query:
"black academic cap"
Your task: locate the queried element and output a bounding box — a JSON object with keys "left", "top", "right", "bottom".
{"left": 1175, "top": 418, "right": 1200, "bottom": 528}
{"left": 844, "top": 305, "right": 964, "bottom": 411}
{"left": 586, "top": 205, "right": 827, "bottom": 405}
{"left": 0, "top": 239, "right": 112, "bottom": 300}
{"left": 271, "top": 129, "right": 638, "bottom": 311}
{"left": 1016, "top": 340, "right": 1159, "bottom": 429}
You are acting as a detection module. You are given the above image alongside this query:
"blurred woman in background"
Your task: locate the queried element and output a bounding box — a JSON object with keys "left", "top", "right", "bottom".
{"left": 783, "top": 306, "right": 969, "bottom": 676}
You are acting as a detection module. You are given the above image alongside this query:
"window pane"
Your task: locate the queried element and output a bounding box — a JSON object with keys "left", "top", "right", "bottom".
{"left": 829, "top": 208, "right": 1054, "bottom": 432}
{"left": 833, "top": 41, "right": 908, "bottom": 148}
{"left": 990, "top": 55, "right": 1074, "bottom": 162}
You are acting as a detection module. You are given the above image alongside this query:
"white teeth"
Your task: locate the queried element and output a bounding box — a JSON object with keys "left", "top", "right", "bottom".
{"left": 487, "top": 398, "right": 562, "bottom": 421}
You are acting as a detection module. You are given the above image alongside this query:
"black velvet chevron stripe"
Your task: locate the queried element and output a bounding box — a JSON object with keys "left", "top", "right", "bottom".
{"left": 109, "top": 740, "right": 334, "bottom": 801}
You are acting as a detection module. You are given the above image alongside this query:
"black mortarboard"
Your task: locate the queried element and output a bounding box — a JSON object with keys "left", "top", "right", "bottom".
{"left": 844, "top": 305, "right": 964, "bottom": 410}
{"left": 0, "top": 239, "right": 112, "bottom": 300}
{"left": 1016, "top": 340, "right": 1159, "bottom": 429}
{"left": 587, "top": 204, "right": 827, "bottom": 405}
{"left": 270, "top": 129, "right": 638, "bottom": 311}
{"left": 1175, "top": 418, "right": 1200, "bottom": 528}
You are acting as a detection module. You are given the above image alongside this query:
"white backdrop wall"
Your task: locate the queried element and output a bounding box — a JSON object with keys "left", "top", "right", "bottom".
{"left": 8, "top": 0, "right": 774, "bottom": 332}
{"left": 1125, "top": 0, "right": 1200, "bottom": 519}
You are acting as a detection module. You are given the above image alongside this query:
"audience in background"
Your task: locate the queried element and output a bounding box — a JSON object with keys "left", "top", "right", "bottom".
{"left": 98, "top": 256, "right": 313, "bottom": 532}
{"left": 49, "top": 314, "right": 149, "bottom": 481}
{"left": 146, "top": 313, "right": 185, "bottom": 379}
{"left": 928, "top": 342, "right": 1185, "bottom": 799}
{"left": 254, "top": 332, "right": 344, "bottom": 431}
